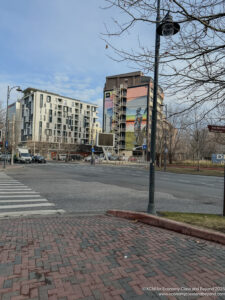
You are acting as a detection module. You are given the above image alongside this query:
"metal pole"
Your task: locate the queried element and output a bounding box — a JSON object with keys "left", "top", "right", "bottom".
{"left": 223, "top": 163, "right": 225, "bottom": 216}
{"left": 164, "top": 104, "right": 167, "bottom": 172}
{"left": 4, "top": 86, "right": 10, "bottom": 169}
{"left": 11, "top": 115, "right": 15, "bottom": 165}
{"left": 147, "top": 0, "right": 161, "bottom": 214}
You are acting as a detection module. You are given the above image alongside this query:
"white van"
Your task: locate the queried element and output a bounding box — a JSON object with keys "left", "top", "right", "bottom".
{"left": 16, "top": 148, "right": 32, "bottom": 163}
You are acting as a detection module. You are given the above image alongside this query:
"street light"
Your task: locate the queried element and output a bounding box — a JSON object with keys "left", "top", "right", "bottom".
{"left": 4, "top": 86, "right": 22, "bottom": 169}
{"left": 147, "top": 6, "right": 180, "bottom": 214}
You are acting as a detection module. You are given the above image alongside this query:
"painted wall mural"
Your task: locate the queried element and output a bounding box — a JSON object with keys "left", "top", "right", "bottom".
{"left": 125, "top": 86, "right": 148, "bottom": 150}
{"left": 104, "top": 91, "right": 114, "bottom": 133}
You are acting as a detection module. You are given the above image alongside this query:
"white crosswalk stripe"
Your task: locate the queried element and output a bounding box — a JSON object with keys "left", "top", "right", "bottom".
{"left": 0, "top": 172, "right": 65, "bottom": 218}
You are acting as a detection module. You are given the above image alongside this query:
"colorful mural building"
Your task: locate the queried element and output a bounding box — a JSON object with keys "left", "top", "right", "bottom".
{"left": 103, "top": 71, "right": 165, "bottom": 156}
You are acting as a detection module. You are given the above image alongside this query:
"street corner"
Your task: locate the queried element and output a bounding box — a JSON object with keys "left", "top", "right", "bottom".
{"left": 107, "top": 209, "right": 225, "bottom": 246}
{"left": 0, "top": 214, "right": 225, "bottom": 299}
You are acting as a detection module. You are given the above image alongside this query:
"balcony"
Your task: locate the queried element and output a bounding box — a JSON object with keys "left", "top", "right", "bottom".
{"left": 57, "top": 118, "right": 62, "bottom": 123}
{"left": 120, "top": 117, "right": 126, "bottom": 123}
{"left": 119, "top": 128, "right": 126, "bottom": 132}
{"left": 119, "top": 109, "right": 126, "bottom": 116}
{"left": 120, "top": 100, "right": 126, "bottom": 107}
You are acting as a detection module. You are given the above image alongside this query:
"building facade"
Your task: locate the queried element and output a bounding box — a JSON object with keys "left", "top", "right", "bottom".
{"left": 103, "top": 71, "right": 164, "bottom": 156}
{"left": 9, "top": 88, "right": 99, "bottom": 157}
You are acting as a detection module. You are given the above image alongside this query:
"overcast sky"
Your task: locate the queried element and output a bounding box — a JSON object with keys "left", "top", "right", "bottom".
{"left": 0, "top": 0, "right": 156, "bottom": 124}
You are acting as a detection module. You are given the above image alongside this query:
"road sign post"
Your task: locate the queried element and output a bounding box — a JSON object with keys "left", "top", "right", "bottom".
{"left": 91, "top": 148, "right": 95, "bottom": 165}
{"left": 224, "top": 163, "right": 225, "bottom": 217}
{"left": 208, "top": 124, "right": 225, "bottom": 216}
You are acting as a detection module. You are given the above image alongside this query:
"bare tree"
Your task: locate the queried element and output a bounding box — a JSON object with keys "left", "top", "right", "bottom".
{"left": 103, "top": 0, "right": 225, "bottom": 119}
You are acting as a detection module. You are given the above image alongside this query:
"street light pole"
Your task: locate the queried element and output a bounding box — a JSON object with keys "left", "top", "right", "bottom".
{"left": 4, "top": 86, "right": 10, "bottom": 169}
{"left": 11, "top": 115, "right": 15, "bottom": 165}
{"left": 147, "top": 0, "right": 161, "bottom": 214}
{"left": 3, "top": 86, "right": 22, "bottom": 169}
{"left": 147, "top": 9, "right": 180, "bottom": 214}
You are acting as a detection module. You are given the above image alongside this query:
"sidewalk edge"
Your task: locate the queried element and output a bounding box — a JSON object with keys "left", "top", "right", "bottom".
{"left": 107, "top": 210, "right": 225, "bottom": 245}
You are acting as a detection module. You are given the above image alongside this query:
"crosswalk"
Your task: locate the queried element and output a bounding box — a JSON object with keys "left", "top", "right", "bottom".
{"left": 0, "top": 172, "right": 65, "bottom": 218}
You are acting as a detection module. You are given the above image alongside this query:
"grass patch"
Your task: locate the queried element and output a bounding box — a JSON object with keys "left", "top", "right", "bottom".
{"left": 174, "top": 160, "right": 224, "bottom": 168}
{"left": 159, "top": 212, "right": 225, "bottom": 234}
{"left": 155, "top": 166, "right": 224, "bottom": 177}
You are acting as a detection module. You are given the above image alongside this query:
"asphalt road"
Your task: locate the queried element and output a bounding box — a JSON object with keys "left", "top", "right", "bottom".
{"left": 5, "top": 162, "right": 224, "bottom": 215}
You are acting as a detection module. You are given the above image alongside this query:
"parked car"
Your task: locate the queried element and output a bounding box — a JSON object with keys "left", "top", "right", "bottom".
{"left": 128, "top": 156, "right": 137, "bottom": 162}
{"left": 32, "top": 155, "right": 46, "bottom": 163}
{"left": 84, "top": 155, "right": 100, "bottom": 162}
{"left": 109, "top": 155, "right": 119, "bottom": 161}
{"left": 70, "top": 154, "right": 84, "bottom": 161}
{"left": 0, "top": 154, "right": 11, "bottom": 162}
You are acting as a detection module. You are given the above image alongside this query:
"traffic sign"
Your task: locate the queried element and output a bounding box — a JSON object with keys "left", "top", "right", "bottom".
{"left": 208, "top": 125, "right": 225, "bottom": 133}
{"left": 91, "top": 148, "right": 95, "bottom": 153}
{"left": 142, "top": 144, "right": 147, "bottom": 150}
{"left": 5, "top": 141, "right": 8, "bottom": 148}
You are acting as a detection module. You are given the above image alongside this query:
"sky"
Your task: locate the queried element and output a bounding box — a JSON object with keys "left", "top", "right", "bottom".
{"left": 0, "top": 0, "right": 156, "bottom": 125}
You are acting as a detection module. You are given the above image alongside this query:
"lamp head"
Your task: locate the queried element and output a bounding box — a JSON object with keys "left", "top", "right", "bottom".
{"left": 157, "top": 12, "right": 180, "bottom": 37}
{"left": 16, "top": 87, "right": 22, "bottom": 92}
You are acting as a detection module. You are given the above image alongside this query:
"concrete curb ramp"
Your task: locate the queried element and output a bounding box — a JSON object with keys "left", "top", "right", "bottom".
{"left": 107, "top": 209, "right": 225, "bottom": 245}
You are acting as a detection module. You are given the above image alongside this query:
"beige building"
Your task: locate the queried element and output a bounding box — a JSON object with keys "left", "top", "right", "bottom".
{"left": 9, "top": 88, "right": 99, "bottom": 157}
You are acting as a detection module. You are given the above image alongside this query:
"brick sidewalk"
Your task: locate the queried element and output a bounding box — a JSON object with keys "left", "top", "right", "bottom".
{"left": 0, "top": 214, "right": 225, "bottom": 300}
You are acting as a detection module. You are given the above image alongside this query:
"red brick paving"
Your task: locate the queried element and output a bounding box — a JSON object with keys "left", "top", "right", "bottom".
{"left": 0, "top": 214, "right": 224, "bottom": 299}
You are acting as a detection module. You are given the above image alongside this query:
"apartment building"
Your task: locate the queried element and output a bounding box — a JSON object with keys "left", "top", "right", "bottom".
{"left": 10, "top": 88, "right": 99, "bottom": 156}
{"left": 103, "top": 71, "right": 165, "bottom": 156}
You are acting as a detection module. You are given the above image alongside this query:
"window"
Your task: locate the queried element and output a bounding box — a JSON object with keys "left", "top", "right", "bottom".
{"left": 80, "top": 104, "right": 83, "bottom": 109}
{"left": 45, "top": 129, "right": 52, "bottom": 136}
{"left": 47, "top": 96, "right": 51, "bottom": 103}
{"left": 72, "top": 102, "right": 75, "bottom": 107}
{"left": 40, "top": 94, "right": 43, "bottom": 108}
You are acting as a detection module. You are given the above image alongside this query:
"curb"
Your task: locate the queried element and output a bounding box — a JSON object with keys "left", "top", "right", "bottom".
{"left": 0, "top": 165, "right": 25, "bottom": 172}
{"left": 107, "top": 210, "right": 225, "bottom": 245}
